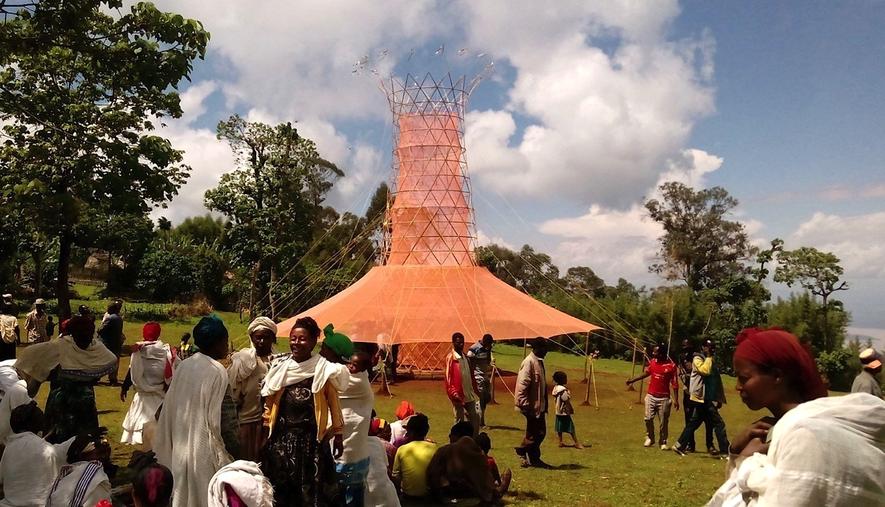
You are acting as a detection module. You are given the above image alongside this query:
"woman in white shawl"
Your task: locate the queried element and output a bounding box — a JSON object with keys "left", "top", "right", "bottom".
{"left": 0, "top": 359, "right": 31, "bottom": 445}
{"left": 154, "top": 315, "right": 238, "bottom": 507}
{"left": 707, "top": 328, "right": 885, "bottom": 507}
{"left": 15, "top": 315, "right": 116, "bottom": 444}
{"left": 120, "top": 322, "right": 175, "bottom": 446}
{"left": 208, "top": 460, "right": 274, "bottom": 507}
{"left": 228, "top": 316, "right": 276, "bottom": 461}
{"left": 260, "top": 316, "right": 349, "bottom": 506}
{"left": 45, "top": 429, "right": 113, "bottom": 507}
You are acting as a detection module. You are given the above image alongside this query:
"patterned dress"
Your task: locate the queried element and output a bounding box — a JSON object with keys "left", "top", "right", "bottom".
{"left": 45, "top": 372, "right": 102, "bottom": 444}
{"left": 260, "top": 377, "right": 340, "bottom": 506}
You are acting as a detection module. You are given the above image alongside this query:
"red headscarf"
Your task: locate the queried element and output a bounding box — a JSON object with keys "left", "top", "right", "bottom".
{"left": 395, "top": 400, "right": 415, "bottom": 421}
{"left": 142, "top": 322, "right": 161, "bottom": 342}
{"left": 734, "top": 327, "right": 827, "bottom": 402}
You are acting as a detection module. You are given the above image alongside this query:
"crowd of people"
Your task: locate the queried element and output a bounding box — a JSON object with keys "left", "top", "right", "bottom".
{"left": 0, "top": 295, "right": 881, "bottom": 506}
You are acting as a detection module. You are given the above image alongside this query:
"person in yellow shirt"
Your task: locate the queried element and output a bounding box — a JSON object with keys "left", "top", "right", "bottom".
{"left": 392, "top": 413, "right": 436, "bottom": 504}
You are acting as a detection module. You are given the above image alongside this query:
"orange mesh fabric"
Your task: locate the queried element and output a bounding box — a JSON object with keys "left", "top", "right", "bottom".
{"left": 388, "top": 113, "right": 473, "bottom": 266}
{"left": 276, "top": 265, "right": 599, "bottom": 344}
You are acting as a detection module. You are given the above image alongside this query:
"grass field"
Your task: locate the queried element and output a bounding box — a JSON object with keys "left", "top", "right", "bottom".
{"left": 14, "top": 298, "right": 775, "bottom": 506}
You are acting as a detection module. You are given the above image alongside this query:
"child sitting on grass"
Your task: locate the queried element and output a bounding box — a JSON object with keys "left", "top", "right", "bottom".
{"left": 476, "top": 432, "right": 512, "bottom": 497}
{"left": 552, "top": 371, "right": 584, "bottom": 449}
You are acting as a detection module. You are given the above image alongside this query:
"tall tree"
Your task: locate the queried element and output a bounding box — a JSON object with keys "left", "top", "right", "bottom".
{"left": 205, "top": 115, "right": 342, "bottom": 318}
{"left": 0, "top": 0, "right": 209, "bottom": 317}
{"left": 774, "top": 246, "right": 848, "bottom": 351}
{"left": 645, "top": 182, "right": 754, "bottom": 291}
{"left": 562, "top": 266, "right": 606, "bottom": 297}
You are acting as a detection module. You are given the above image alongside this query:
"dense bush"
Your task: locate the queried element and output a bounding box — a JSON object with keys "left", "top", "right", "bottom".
{"left": 136, "top": 247, "right": 199, "bottom": 302}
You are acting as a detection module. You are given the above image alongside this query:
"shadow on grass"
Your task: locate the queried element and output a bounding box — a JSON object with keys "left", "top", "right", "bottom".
{"left": 486, "top": 424, "right": 521, "bottom": 431}
{"left": 97, "top": 409, "right": 117, "bottom": 415}
{"left": 551, "top": 463, "right": 586, "bottom": 470}
{"left": 506, "top": 489, "right": 545, "bottom": 501}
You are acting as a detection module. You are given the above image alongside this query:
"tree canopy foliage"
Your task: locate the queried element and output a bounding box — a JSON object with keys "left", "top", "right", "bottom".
{"left": 0, "top": 0, "right": 209, "bottom": 317}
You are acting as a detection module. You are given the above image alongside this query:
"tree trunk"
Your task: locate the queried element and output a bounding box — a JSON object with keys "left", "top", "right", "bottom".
{"left": 106, "top": 249, "right": 113, "bottom": 288}
{"left": 32, "top": 251, "right": 43, "bottom": 297}
{"left": 268, "top": 265, "right": 278, "bottom": 320}
{"left": 249, "top": 260, "right": 260, "bottom": 318}
{"left": 821, "top": 293, "right": 829, "bottom": 352}
{"left": 57, "top": 230, "right": 73, "bottom": 320}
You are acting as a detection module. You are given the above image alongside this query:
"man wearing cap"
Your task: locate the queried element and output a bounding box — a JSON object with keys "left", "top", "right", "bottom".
{"left": 0, "top": 301, "right": 19, "bottom": 360}
{"left": 851, "top": 348, "right": 882, "bottom": 399}
{"left": 25, "top": 299, "right": 49, "bottom": 344}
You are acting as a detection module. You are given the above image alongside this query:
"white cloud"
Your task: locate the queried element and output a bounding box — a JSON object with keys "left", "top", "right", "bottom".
{"left": 790, "top": 211, "right": 885, "bottom": 279}
{"left": 537, "top": 147, "right": 729, "bottom": 283}
{"left": 475, "top": 229, "right": 515, "bottom": 250}
{"left": 460, "top": 0, "right": 716, "bottom": 207}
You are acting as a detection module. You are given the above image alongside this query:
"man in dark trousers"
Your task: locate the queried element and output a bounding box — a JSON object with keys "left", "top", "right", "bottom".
{"left": 98, "top": 300, "right": 124, "bottom": 385}
{"left": 514, "top": 337, "right": 550, "bottom": 468}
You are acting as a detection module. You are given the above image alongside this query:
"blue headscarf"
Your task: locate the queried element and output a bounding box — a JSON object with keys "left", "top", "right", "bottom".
{"left": 193, "top": 314, "right": 228, "bottom": 351}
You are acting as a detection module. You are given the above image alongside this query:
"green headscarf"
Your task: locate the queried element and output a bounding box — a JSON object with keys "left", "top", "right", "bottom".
{"left": 323, "top": 323, "right": 354, "bottom": 361}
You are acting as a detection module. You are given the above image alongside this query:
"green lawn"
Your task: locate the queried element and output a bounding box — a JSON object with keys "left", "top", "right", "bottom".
{"left": 18, "top": 311, "right": 776, "bottom": 506}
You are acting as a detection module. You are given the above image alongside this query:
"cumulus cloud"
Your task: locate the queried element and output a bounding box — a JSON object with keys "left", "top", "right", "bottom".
{"left": 460, "top": 0, "right": 716, "bottom": 207}
{"left": 790, "top": 211, "right": 885, "bottom": 279}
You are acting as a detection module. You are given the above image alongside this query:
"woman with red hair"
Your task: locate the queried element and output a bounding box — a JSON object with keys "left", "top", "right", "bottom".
{"left": 708, "top": 327, "right": 885, "bottom": 506}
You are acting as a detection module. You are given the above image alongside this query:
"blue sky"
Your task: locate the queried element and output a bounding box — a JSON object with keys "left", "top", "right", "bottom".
{"left": 145, "top": 1, "right": 885, "bottom": 336}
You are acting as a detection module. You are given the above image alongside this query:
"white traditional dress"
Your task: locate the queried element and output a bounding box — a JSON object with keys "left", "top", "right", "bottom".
{"left": 364, "top": 436, "right": 401, "bottom": 507}
{"left": 45, "top": 460, "right": 112, "bottom": 507}
{"left": 0, "top": 432, "right": 73, "bottom": 507}
{"left": 121, "top": 340, "right": 174, "bottom": 445}
{"left": 707, "top": 393, "right": 885, "bottom": 507}
{"left": 154, "top": 353, "right": 232, "bottom": 507}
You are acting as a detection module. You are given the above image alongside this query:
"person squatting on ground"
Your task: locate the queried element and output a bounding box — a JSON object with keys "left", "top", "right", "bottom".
{"left": 45, "top": 428, "right": 115, "bottom": 506}
{"left": 467, "top": 333, "right": 495, "bottom": 427}
{"left": 427, "top": 421, "right": 510, "bottom": 505}
{"left": 154, "top": 314, "right": 239, "bottom": 507}
{"left": 444, "top": 332, "right": 481, "bottom": 437}
{"left": 389, "top": 400, "right": 415, "bottom": 446}
{"left": 851, "top": 347, "right": 882, "bottom": 399}
{"left": 259, "top": 316, "right": 349, "bottom": 506}
{"left": 227, "top": 316, "right": 277, "bottom": 461}
{"left": 120, "top": 322, "right": 176, "bottom": 446}
{"left": 207, "top": 460, "right": 274, "bottom": 507}
{"left": 673, "top": 339, "right": 729, "bottom": 456}
{"left": 15, "top": 315, "right": 116, "bottom": 444}
{"left": 552, "top": 370, "right": 583, "bottom": 449}
{"left": 626, "top": 343, "right": 679, "bottom": 449}
{"left": 365, "top": 417, "right": 400, "bottom": 507}
{"left": 391, "top": 413, "right": 436, "bottom": 505}
{"left": 707, "top": 327, "right": 885, "bottom": 506}
{"left": 131, "top": 463, "right": 174, "bottom": 507}
{"left": 514, "top": 337, "right": 550, "bottom": 468}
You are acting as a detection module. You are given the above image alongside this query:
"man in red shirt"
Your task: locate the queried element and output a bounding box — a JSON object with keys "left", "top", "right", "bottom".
{"left": 626, "top": 343, "right": 680, "bottom": 449}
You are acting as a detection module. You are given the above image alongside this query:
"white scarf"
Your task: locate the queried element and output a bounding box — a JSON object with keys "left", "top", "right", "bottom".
{"left": 228, "top": 347, "right": 258, "bottom": 387}
{"left": 207, "top": 460, "right": 274, "bottom": 507}
{"left": 0, "top": 360, "right": 21, "bottom": 393}
{"left": 0, "top": 379, "right": 31, "bottom": 444}
{"left": 15, "top": 336, "right": 116, "bottom": 382}
{"left": 261, "top": 353, "right": 348, "bottom": 397}
{"left": 154, "top": 353, "right": 232, "bottom": 507}
{"left": 46, "top": 460, "right": 111, "bottom": 507}
{"left": 130, "top": 341, "right": 170, "bottom": 394}
{"left": 337, "top": 370, "right": 374, "bottom": 464}
{"left": 0, "top": 432, "right": 73, "bottom": 506}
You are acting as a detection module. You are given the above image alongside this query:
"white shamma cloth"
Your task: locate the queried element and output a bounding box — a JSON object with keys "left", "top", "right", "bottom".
{"left": 364, "top": 436, "right": 400, "bottom": 507}
{"left": 121, "top": 340, "right": 173, "bottom": 445}
{"left": 45, "top": 460, "right": 112, "bottom": 507}
{"left": 154, "top": 353, "right": 232, "bottom": 507}
{"left": 207, "top": 460, "right": 274, "bottom": 507}
{"left": 0, "top": 432, "right": 73, "bottom": 507}
{"left": 707, "top": 393, "right": 885, "bottom": 507}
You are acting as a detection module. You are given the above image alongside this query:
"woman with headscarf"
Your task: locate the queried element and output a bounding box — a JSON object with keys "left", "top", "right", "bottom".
{"left": 389, "top": 400, "right": 415, "bottom": 446}
{"left": 120, "top": 322, "right": 177, "bottom": 446}
{"left": 707, "top": 327, "right": 885, "bottom": 506}
{"left": 208, "top": 460, "right": 274, "bottom": 507}
{"left": 228, "top": 316, "right": 277, "bottom": 461}
{"left": 260, "top": 316, "right": 349, "bottom": 506}
{"left": 45, "top": 428, "right": 114, "bottom": 506}
{"left": 14, "top": 315, "right": 116, "bottom": 443}
{"left": 154, "top": 314, "right": 238, "bottom": 507}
